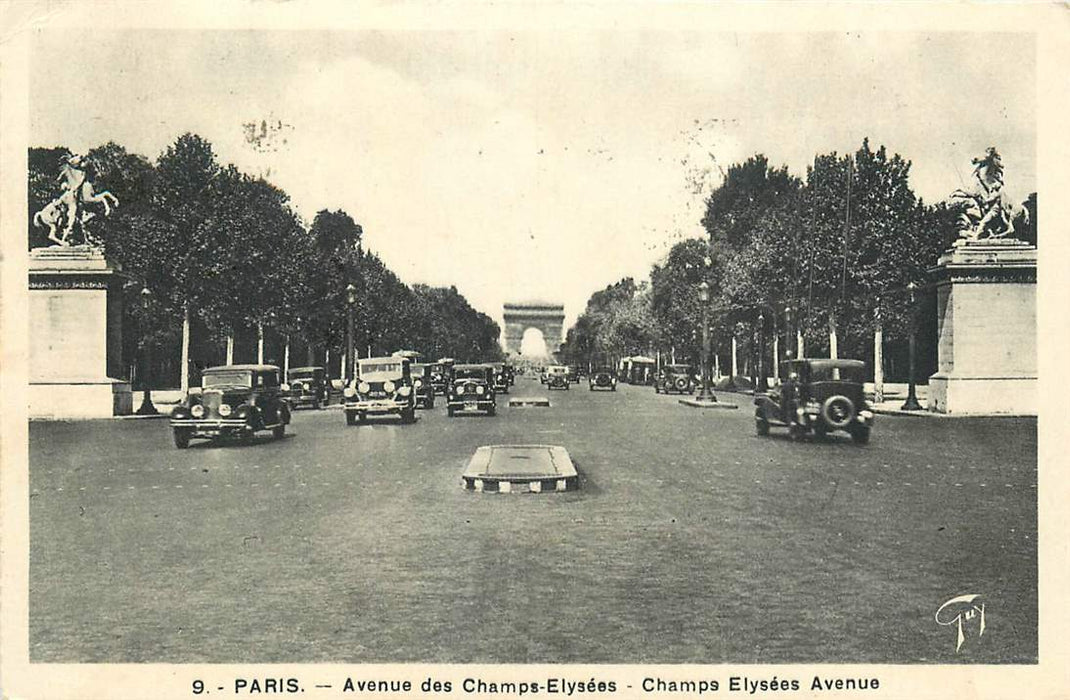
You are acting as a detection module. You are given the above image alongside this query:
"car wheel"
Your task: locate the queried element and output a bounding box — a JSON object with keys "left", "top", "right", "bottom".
{"left": 358, "top": 412, "right": 367, "bottom": 423}
{"left": 611, "top": 386, "right": 616, "bottom": 392}
{"left": 813, "top": 424, "right": 828, "bottom": 440}
{"left": 401, "top": 406, "right": 415, "bottom": 424}
{"left": 487, "top": 404, "right": 496, "bottom": 416}
{"left": 756, "top": 418, "right": 770, "bottom": 436}
{"left": 654, "top": 384, "right": 660, "bottom": 393}
{"left": 428, "top": 398, "right": 435, "bottom": 409}
{"left": 789, "top": 423, "right": 807, "bottom": 441}
{"left": 345, "top": 411, "right": 357, "bottom": 426}
{"left": 272, "top": 423, "right": 286, "bottom": 439}
{"left": 312, "top": 399, "right": 320, "bottom": 410}
{"left": 173, "top": 429, "right": 191, "bottom": 449}
{"left": 850, "top": 425, "right": 871, "bottom": 445}
{"left": 448, "top": 407, "right": 456, "bottom": 417}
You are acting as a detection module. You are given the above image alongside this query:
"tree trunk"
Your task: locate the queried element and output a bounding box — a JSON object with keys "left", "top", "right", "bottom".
{"left": 874, "top": 319, "right": 884, "bottom": 403}
{"left": 180, "top": 305, "right": 191, "bottom": 393}
{"left": 257, "top": 321, "right": 265, "bottom": 364}
{"left": 731, "top": 336, "right": 738, "bottom": 377}
{"left": 828, "top": 314, "right": 838, "bottom": 360}
{"left": 226, "top": 332, "right": 234, "bottom": 365}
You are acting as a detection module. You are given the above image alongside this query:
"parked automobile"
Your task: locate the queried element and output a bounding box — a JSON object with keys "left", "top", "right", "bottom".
{"left": 546, "top": 365, "right": 570, "bottom": 390}
{"left": 447, "top": 364, "right": 497, "bottom": 416}
{"left": 502, "top": 363, "right": 516, "bottom": 386}
{"left": 170, "top": 364, "right": 291, "bottom": 448}
{"left": 428, "top": 362, "right": 449, "bottom": 396}
{"left": 410, "top": 362, "right": 436, "bottom": 409}
{"left": 655, "top": 364, "right": 695, "bottom": 394}
{"left": 283, "top": 366, "right": 328, "bottom": 409}
{"left": 754, "top": 359, "right": 873, "bottom": 444}
{"left": 588, "top": 366, "right": 618, "bottom": 391}
{"left": 343, "top": 356, "right": 416, "bottom": 425}
{"left": 567, "top": 366, "right": 581, "bottom": 383}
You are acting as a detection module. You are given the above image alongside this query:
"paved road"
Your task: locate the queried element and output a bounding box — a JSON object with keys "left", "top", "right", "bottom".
{"left": 28, "top": 378, "right": 1036, "bottom": 663}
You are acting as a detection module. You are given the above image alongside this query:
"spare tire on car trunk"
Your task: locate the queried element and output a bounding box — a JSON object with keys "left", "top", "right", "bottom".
{"left": 821, "top": 395, "right": 856, "bottom": 429}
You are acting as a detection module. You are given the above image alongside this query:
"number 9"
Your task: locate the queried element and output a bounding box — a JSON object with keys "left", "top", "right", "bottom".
{"left": 192, "top": 680, "right": 204, "bottom": 694}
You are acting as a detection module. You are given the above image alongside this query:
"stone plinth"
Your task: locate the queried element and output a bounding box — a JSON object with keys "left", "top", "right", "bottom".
{"left": 928, "top": 239, "right": 1036, "bottom": 415}
{"left": 29, "top": 246, "right": 132, "bottom": 418}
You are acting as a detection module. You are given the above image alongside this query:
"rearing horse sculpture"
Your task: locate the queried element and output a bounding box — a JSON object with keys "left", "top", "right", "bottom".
{"left": 33, "top": 154, "right": 119, "bottom": 247}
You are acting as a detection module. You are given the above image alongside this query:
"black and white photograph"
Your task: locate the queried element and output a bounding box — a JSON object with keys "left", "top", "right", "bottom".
{"left": 1, "top": 2, "right": 1067, "bottom": 698}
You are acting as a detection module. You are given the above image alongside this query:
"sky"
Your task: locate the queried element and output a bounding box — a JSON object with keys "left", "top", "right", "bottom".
{"left": 29, "top": 28, "right": 1036, "bottom": 336}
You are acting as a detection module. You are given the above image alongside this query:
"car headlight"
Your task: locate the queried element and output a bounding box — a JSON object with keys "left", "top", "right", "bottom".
{"left": 414, "top": 379, "right": 423, "bottom": 388}
{"left": 358, "top": 382, "right": 371, "bottom": 394}
{"left": 384, "top": 380, "right": 396, "bottom": 393}
{"left": 218, "top": 403, "right": 232, "bottom": 417}
{"left": 191, "top": 404, "right": 205, "bottom": 418}
{"left": 281, "top": 383, "right": 290, "bottom": 392}
{"left": 344, "top": 386, "right": 357, "bottom": 398}
{"left": 476, "top": 385, "right": 485, "bottom": 395}
{"left": 398, "top": 385, "right": 412, "bottom": 397}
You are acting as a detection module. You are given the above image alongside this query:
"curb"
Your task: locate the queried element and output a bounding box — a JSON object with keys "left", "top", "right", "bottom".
{"left": 871, "top": 406, "right": 1035, "bottom": 419}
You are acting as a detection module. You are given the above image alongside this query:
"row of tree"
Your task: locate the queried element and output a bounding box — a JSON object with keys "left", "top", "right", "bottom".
{"left": 560, "top": 139, "right": 1037, "bottom": 382}
{"left": 28, "top": 134, "right": 503, "bottom": 389}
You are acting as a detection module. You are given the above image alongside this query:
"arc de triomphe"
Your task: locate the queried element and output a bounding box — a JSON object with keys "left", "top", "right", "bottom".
{"left": 502, "top": 302, "right": 565, "bottom": 356}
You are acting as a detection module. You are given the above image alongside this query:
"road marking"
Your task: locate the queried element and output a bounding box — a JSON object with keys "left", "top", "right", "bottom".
{"left": 225, "top": 484, "right": 232, "bottom": 488}
{"left": 151, "top": 486, "right": 158, "bottom": 490}
{"left": 202, "top": 484, "right": 209, "bottom": 488}
{"left": 175, "top": 485, "right": 182, "bottom": 489}
{"left": 128, "top": 486, "right": 135, "bottom": 490}
{"left": 954, "top": 483, "right": 962, "bottom": 487}
{"left": 103, "top": 486, "right": 110, "bottom": 491}
{"left": 79, "top": 487, "right": 86, "bottom": 491}
{"left": 299, "top": 483, "right": 306, "bottom": 487}
{"left": 876, "top": 481, "right": 883, "bottom": 486}
{"left": 904, "top": 482, "right": 912, "bottom": 487}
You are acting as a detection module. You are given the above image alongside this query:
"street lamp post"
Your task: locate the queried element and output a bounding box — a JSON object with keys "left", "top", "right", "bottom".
{"left": 136, "top": 287, "right": 159, "bottom": 416}
{"left": 901, "top": 282, "right": 923, "bottom": 411}
{"left": 695, "top": 281, "right": 716, "bottom": 402}
{"left": 346, "top": 283, "right": 357, "bottom": 384}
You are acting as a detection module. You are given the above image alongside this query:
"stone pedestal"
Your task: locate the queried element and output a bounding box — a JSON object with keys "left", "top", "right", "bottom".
{"left": 29, "top": 246, "right": 133, "bottom": 418}
{"left": 928, "top": 239, "right": 1036, "bottom": 415}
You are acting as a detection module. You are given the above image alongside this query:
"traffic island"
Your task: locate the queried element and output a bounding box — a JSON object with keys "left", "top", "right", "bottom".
{"left": 679, "top": 397, "right": 738, "bottom": 409}
{"left": 508, "top": 397, "right": 551, "bottom": 407}
{"left": 462, "top": 444, "right": 579, "bottom": 493}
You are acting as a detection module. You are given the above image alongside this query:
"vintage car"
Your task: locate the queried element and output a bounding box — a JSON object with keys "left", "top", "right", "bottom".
{"left": 588, "top": 366, "right": 618, "bottom": 391}
{"left": 490, "top": 363, "right": 510, "bottom": 394}
{"left": 448, "top": 364, "right": 497, "bottom": 416}
{"left": 343, "top": 356, "right": 416, "bottom": 425}
{"left": 431, "top": 358, "right": 456, "bottom": 395}
{"left": 655, "top": 364, "right": 696, "bottom": 394}
{"left": 546, "top": 365, "right": 570, "bottom": 390}
{"left": 170, "top": 364, "right": 291, "bottom": 448}
{"left": 410, "top": 362, "right": 436, "bottom": 409}
{"left": 283, "top": 366, "right": 328, "bottom": 409}
{"left": 502, "top": 363, "right": 516, "bottom": 387}
{"left": 754, "top": 359, "right": 873, "bottom": 444}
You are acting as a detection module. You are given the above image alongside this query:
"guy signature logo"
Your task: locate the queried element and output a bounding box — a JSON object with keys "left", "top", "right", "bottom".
{"left": 935, "top": 594, "right": 986, "bottom": 652}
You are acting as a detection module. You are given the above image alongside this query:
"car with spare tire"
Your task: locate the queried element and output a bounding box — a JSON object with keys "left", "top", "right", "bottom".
{"left": 753, "top": 358, "right": 873, "bottom": 444}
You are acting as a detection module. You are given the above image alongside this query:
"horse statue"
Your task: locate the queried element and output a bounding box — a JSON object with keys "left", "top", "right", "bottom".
{"left": 33, "top": 154, "right": 119, "bottom": 247}
{"left": 949, "top": 147, "right": 1015, "bottom": 243}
